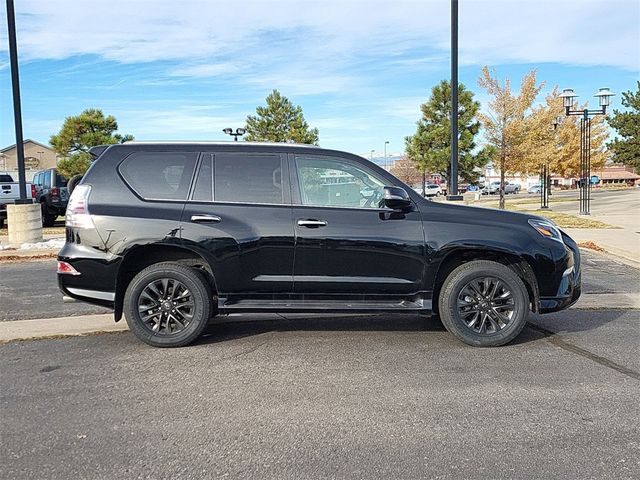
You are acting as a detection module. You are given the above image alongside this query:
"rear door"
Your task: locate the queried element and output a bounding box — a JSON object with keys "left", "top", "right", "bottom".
{"left": 290, "top": 153, "right": 426, "bottom": 296}
{"left": 180, "top": 151, "right": 294, "bottom": 296}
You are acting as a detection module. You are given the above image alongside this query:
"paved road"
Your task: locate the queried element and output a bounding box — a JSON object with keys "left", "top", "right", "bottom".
{"left": 0, "top": 259, "right": 110, "bottom": 321}
{"left": 1, "top": 310, "right": 638, "bottom": 480}
{"left": 1, "top": 250, "right": 637, "bottom": 321}
{"left": 1, "top": 248, "right": 639, "bottom": 479}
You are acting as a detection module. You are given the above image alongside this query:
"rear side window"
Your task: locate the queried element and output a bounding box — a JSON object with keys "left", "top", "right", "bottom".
{"left": 214, "top": 153, "right": 283, "bottom": 204}
{"left": 119, "top": 152, "right": 197, "bottom": 200}
{"left": 43, "top": 171, "right": 52, "bottom": 189}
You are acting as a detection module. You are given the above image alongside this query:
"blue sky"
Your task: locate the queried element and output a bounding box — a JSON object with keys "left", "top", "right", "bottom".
{"left": 0, "top": 0, "right": 638, "bottom": 158}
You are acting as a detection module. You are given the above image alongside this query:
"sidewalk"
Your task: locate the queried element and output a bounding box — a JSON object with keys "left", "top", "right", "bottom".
{"left": 1, "top": 292, "right": 638, "bottom": 343}
{"left": 565, "top": 228, "right": 640, "bottom": 268}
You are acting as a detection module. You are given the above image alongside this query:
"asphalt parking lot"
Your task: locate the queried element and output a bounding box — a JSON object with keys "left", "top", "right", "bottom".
{"left": 1, "top": 251, "right": 639, "bottom": 479}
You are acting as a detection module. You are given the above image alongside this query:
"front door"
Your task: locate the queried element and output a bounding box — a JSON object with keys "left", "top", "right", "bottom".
{"left": 290, "top": 154, "right": 426, "bottom": 296}
{"left": 180, "top": 151, "right": 294, "bottom": 296}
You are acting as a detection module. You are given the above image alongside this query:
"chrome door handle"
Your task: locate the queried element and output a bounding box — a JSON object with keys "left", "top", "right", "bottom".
{"left": 297, "top": 219, "right": 327, "bottom": 227}
{"left": 190, "top": 214, "right": 221, "bottom": 223}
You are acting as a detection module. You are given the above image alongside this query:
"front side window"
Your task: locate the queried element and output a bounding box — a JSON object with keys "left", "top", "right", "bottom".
{"left": 295, "top": 155, "right": 385, "bottom": 209}
{"left": 119, "top": 151, "right": 197, "bottom": 200}
{"left": 214, "top": 153, "right": 283, "bottom": 204}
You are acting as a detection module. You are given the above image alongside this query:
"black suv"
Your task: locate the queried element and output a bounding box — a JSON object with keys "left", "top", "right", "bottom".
{"left": 58, "top": 142, "right": 580, "bottom": 348}
{"left": 33, "top": 168, "right": 69, "bottom": 226}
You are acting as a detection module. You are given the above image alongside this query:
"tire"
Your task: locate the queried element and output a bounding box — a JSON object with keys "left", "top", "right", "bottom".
{"left": 41, "top": 204, "right": 56, "bottom": 227}
{"left": 123, "top": 262, "right": 213, "bottom": 347}
{"left": 67, "top": 174, "right": 83, "bottom": 195}
{"left": 438, "top": 260, "right": 529, "bottom": 347}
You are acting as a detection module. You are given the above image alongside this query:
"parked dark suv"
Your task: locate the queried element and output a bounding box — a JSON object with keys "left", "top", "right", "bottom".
{"left": 58, "top": 142, "right": 581, "bottom": 348}
{"left": 33, "top": 168, "right": 69, "bottom": 226}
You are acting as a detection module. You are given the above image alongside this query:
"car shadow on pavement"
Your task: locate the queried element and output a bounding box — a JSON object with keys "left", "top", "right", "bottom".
{"left": 194, "top": 313, "right": 549, "bottom": 347}
{"left": 197, "top": 313, "right": 447, "bottom": 346}
{"left": 192, "top": 308, "right": 629, "bottom": 347}
{"left": 528, "top": 308, "right": 631, "bottom": 334}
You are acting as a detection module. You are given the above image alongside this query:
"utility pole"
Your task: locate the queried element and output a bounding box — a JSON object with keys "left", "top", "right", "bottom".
{"left": 5, "top": 0, "right": 30, "bottom": 203}
{"left": 447, "top": 0, "right": 463, "bottom": 201}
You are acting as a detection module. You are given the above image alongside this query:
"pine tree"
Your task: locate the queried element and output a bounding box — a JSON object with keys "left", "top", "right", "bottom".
{"left": 405, "top": 80, "right": 490, "bottom": 187}
{"left": 50, "top": 108, "right": 133, "bottom": 178}
{"left": 607, "top": 81, "right": 640, "bottom": 172}
{"left": 245, "top": 90, "right": 319, "bottom": 144}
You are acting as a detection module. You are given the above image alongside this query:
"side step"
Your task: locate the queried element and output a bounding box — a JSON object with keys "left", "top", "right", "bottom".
{"left": 218, "top": 297, "right": 432, "bottom": 314}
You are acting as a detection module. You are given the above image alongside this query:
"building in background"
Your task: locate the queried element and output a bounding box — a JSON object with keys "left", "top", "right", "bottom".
{"left": 0, "top": 139, "right": 58, "bottom": 181}
{"left": 592, "top": 165, "right": 640, "bottom": 186}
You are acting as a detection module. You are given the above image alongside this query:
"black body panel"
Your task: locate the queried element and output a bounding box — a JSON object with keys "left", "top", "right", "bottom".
{"left": 58, "top": 142, "right": 580, "bottom": 318}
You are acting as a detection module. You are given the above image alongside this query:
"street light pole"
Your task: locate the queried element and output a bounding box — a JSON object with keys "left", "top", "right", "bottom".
{"left": 5, "top": 0, "right": 30, "bottom": 203}
{"left": 559, "top": 88, "right": 614, "bottom": 215}
{"left": 447, "top": 0, "right": 463, "bottom": 201}
{"left": 222, "top": 127, "right": 246, "bottom": 141}
{"left": 541, "top": 116, "right": 563, "bottom": 210}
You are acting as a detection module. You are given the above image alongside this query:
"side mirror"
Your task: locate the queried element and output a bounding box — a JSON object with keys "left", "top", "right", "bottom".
{"left": 382, "top": 186, "right": 411, "bottom": 210}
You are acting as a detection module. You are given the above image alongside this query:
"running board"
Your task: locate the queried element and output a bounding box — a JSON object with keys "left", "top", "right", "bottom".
{"left": 218, "top": 297, "right": 432, "bottom": 313}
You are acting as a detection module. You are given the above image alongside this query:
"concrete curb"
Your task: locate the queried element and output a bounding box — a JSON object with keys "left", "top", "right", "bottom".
{"left": 0, "top": 314, "right": 127, "bottom": 343}
{"left": 585, "top": 246, "right": 640, "bottom": 270}
{"left": 0, "top": 293, "right": 637, "bottom": 343}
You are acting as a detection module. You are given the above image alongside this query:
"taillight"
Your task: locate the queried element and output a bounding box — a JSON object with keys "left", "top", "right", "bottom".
{"left": 65, "top": 185, "right": 94, "bottom": 229}
{"left": 31, "top": 184, "right": 36, "bottom": 198}
{"left": 51, "top": 187, "right": 60, "bottom": 197}
{"left": 57, "top": 261, "right": 81, "bottom": 275}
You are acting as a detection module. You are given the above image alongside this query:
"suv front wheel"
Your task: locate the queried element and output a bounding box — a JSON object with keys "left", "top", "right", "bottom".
{"left": 438, "top": 260, "right": 529, "bottom": 347}
{"left": 123, "top": 262, "right": 213, "bottom": 347}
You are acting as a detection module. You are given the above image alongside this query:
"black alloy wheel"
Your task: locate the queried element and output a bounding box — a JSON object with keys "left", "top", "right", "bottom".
{"left": 124, "top": 262, "right": 213, "bottom": 347}
{"left": 438, "top": 260, "right": 529, "bottom": 347}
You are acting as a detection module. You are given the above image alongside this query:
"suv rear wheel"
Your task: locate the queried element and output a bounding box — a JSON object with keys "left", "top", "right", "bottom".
{"left": 123, "top": 262, "right": 213, "bottom": 347}
{"left": 438, "top": 260, "right": 529, "bottom": 347}
{"left": 41, "top": 204, "right": 56, "bottom": 227}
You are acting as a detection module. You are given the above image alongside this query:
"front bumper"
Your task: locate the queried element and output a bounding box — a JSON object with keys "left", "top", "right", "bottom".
{"left": 539, "top": 235, "right": 582, "bottom": 313}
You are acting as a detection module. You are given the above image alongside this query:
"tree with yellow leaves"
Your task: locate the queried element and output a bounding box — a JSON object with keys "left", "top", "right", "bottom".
{"left": 477, "top": 67, "right": 544, "bottom": 209}
{"left": 518, "top": 89, "right": 608, "bottom": 179}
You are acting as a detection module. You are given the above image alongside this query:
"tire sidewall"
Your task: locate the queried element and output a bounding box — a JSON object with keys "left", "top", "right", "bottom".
{"left": 439, "top": 261, "right": 529, "bottom": 347}
{"left": 124, "top": 263, "right": 212, "bottom": 347}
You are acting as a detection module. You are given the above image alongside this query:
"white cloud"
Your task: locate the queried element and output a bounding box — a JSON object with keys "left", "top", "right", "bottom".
{"left": 0, "top": 0, "right": 636, "bottom": 71}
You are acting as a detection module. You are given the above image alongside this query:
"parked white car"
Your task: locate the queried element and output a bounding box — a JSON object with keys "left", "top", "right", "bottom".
{"left": 482, "top": 181, "right": 520, "bottom": 195}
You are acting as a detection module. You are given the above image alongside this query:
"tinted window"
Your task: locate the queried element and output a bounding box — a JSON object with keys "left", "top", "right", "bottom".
{"left": 55, "top": 173, "right": 68, "bottom": 187}
{"left": 214, "top": 153, "right": 283, "bottom": 204}
{"left": 296, "top": 155, "right": 385, "bottom": 209}
{"left": 43, "top": 171, "right": 51, "bottom": 189}
{"left": 1, "top": 174, "right": 13, "bottom": 182}
{"left": 192, "top": 154, "right": 213, "bottom": 202}
{"left": 119, "top": 152, "right": 197, "bottom": 200}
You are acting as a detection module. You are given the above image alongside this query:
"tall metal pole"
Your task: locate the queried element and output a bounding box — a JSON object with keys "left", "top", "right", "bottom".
{"left": 447, "top": 0, "right": 462, "bottom": 200}
{"left": 579, "top": 111, "right": 591, "bottom": 215}
{"left": 5, "top": 0, "right": 29, "bottom": 203}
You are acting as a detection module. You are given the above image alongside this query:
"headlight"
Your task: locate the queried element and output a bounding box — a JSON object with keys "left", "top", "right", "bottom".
{"left": 528, "top": 218, "right": 564, "bottom": 243}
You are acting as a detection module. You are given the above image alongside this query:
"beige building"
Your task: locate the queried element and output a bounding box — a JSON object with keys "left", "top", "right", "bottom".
{"left": 0, "top": 139, "right": 58, "bottom": 175}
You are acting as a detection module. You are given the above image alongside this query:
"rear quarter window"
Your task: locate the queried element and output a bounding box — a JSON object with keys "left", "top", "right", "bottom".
{"left": 55, "top": 173, "right": 68, "bottom": 187}
{"left": 118, "top": 151, "right": 198, "bottom": 201}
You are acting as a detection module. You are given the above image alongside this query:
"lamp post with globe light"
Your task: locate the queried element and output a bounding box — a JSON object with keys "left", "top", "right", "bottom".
{"left": 222, "top": 128, "right": 246, "bottom": 141}
{"left": 558, "top": 87, "right": 614, "bottom": 215}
